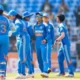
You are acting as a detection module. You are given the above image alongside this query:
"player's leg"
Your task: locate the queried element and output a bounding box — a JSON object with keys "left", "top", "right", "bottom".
{"left": 41, "top": 44, "right": 48, "bottom": 77}
{"left": 0, "top": 57, "right": 7, "bottom": 80}
{"left": 25, "top": 36, "right": 34, "bottom": 78}
{"left": 36, "top": 45, "right": 43, "bottom": 72}
{"left": 64, "top": 45, "right": 74, "bottom": 76}
{"left": 26, "top": 50, "right": 34, "bottom": 77}
{"left": 26, "top": 48, "right": 34, "bottom": 78}
{"left": 17, "top": 61, "right": 21, "bottom": 75}
{"left": 57, "top": 47, "right": 65, "bottom": 75}
{"left": 47, "top": 42, "right": 52, "bottom": 73}
{"left": 17, "top": 40, "right": 26, "bottom": 79}
{"left": 30, "top": 42, "right": 34, "bottom": 73}
{"left": 16, "top": 41, "right": 22, "bottom": 76}
{"left": 0, "top": 36, "right": 9, "bottom": 79}
{"left": 18, "top": 45, "right": 26, "bottom": 79}
{"left": 21, "top": 36, "right": 27, "bottom": 76}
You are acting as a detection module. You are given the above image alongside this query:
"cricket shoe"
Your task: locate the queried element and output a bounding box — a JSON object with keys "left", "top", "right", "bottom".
{"left": 26, "top": 74, "right": 34, "bottom": 78}
{"left": 41, "top": 73, "right": 48, "bottom": 78}
{"left": 20, "top": 74, "right": 26, "bottom": 79}
{"left": 47, "top": 68, "right": 51, "bottom": 74}
{"left": 65, "top": 74, "right": 74, "bottom": 77}
{"left": 16, "top": 74, "right": 22, "bottom": 79}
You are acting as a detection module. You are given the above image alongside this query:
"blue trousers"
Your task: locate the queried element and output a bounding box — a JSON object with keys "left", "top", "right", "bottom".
{"left": 58, "top": 45, "right": 74, "bottom": 75}
{"left": 41, "top": 43, "right": 49, "bottom": 73}
{"left": 26, "top": 42, "right": 34, "bottom": 74}
{"left": 30, "top": 42, "right": 34, "bottom": 73}
{"left": 36, "top": 42, "right": 43, "bottom": 72}
{"left": 24, "top": 35, "right": 34, "bottom": 74}
{"left": 17, "top": 38, "right": 26, "bottom": 75}
{"left": 47, "top": 40, "right": 52, "bottom": 69}
{"left": 17, "top": 35, "right": 34, "bottom": 75}
{"left": 25, "top": 42, "right": 34, "bottom": 74}
{"left": 16, "top": 40, "right": 25, "bottom": 75}
{"left": 0, "top": 35, "right": 9, "bottom": 76}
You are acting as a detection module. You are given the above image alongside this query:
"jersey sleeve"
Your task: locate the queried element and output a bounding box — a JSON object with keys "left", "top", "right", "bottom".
{"left": 59, "top": 27, "right": 64, "bottom": 33}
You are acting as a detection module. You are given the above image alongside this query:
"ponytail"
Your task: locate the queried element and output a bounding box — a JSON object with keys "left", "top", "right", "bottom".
{"left": 15, "top": 14, "right": 22, "bottom": 19}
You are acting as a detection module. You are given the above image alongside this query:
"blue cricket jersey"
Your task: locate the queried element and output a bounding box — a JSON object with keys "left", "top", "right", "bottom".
{"left": 34, "top": 22, "right": 46, "bottom": 42}
{"left": 58, "top": 23, "right": 70, "bottom": 46}
{"left": 12, "top": 19, "right": 28, "bottom": 37}
{"left": 43, "top": 22, "right": 54, "bottom": 45}
{"left": 0, "top": 15, "right": 10, "bottom": 35}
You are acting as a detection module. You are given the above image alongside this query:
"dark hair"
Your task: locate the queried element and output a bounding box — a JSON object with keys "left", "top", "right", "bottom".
{"left": 0, "top": 10, "right": 3, "bottom": 15}
{"left": 23, "top": 17, "right": 26, "bottom": 20}
{"left": 23, "top": 16, "right": 30, "bottom": 21}
{"left": 57, "top": 14, "right": 65, "bottom": 22}
{"left": 15, "top": 14, "right": 22, "bottom": 19}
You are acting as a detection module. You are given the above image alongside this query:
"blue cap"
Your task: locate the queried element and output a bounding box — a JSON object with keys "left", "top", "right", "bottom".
{"left": 36, "top": 12, "right": 43, "bottom": 18}
{"left": 8, "top": 10, "right": 18, "bottom": 16}
{"left": 43, "top": 13, "right": 49, "bottom": 17}
{"left": 36, "top": 12, "right": 43, "bottom": 16}
{"left": 23, "top": 11, "right": 33, "bottom": 18}
{"left": 0, "top": 5, "right": 4, "bottom": 11}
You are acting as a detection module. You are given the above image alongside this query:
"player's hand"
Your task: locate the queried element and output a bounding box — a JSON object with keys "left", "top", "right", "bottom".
{"left": 31, "top": 61, "right": 34, "bottom": 65}
{"left": 8, "top": 31, "right": 12, "bottom": 37}
{"left": 42, "top": 39, "right": 47, "bottom": 44}
{"left": 56, "top": 38, "right": 60, "bottom": 42}
{"left": 52, "top": 41, "right": 56, "bottom": 48}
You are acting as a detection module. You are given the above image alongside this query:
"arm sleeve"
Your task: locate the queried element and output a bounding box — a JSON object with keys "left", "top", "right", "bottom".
{"left": 59, "top": 27, "right": 64, "bottom": 33}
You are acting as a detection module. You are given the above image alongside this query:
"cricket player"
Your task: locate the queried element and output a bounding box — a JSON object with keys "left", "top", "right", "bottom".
{"left": 8, "top": 10, "right": 26, "bottom": 79}
{"left": 23, "top": 11, "right": 34, "bottom": 59}
{"left": 22, "top": 11, "right": 34, "bottom": 77}
{"left": 42, "top": 13, "right": 54, "bottom": 74}
{"left": 0, "top": 5, "right": 10, "bottom": 80}
{"left": 8, "top": 11, "right": 21, "bottom": 77}
{"left": 55, "top": 14, "right": 74, "bottom": 77}
{"left": 34, "top": 12, "right": 46, "bottom": 73}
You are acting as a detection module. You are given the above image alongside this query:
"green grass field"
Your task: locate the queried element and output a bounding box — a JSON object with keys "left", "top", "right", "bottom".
{"left": 6, "top": 72, "right": 80, "bottom": 80}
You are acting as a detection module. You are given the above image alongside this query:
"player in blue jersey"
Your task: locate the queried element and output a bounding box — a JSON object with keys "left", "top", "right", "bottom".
{"left": 34, "top": 12, "right": 51, "bottom": 78}
{"left": 8, "top": 10, "right": 27, "bottom": 79}
{"left": 55, "top": 14, "right": 74, "bottom": 77}
{"left": 22, "top": 11, "right": 34, "bottom": 77}
{"left": 0, "top": 5, "right": 10, "bottom": 80}
{"left": 34, "top": 12, "right": 44, "bottom": 73}
{"left": 42, "top": 13, "right": 54, "bottom": 74}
